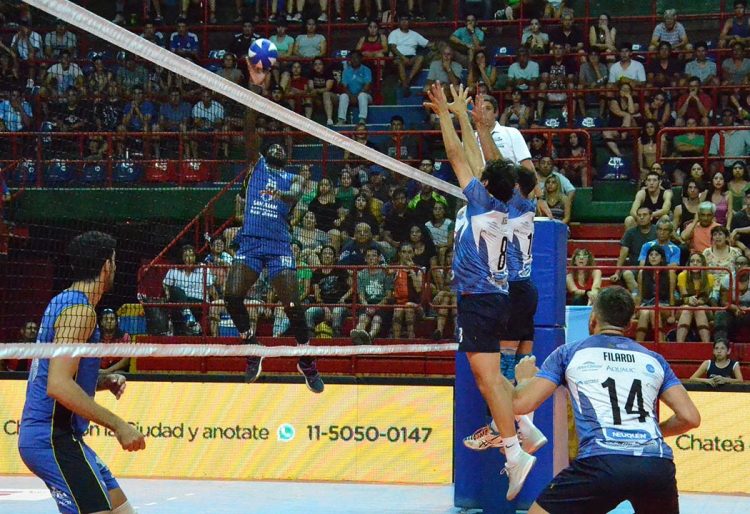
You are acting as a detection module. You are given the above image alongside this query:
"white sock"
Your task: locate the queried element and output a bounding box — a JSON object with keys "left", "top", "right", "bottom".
{"left": 490, "top": 420, "right": 498, "bottom": 433}
{"left": 503, "top": 435, "right": 522, "bottom": 465}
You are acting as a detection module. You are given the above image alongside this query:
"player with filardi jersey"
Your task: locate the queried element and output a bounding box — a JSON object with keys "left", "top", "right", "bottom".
{"left": 513, "top": 286, "right": 701, "bottom": 514}
{"left": 424, "top": 82, "right": 536, "bottom": 501}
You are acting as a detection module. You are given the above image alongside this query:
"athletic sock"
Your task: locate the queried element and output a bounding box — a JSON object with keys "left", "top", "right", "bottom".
{"left": 503, "top": 435, "right": 522, "bottom": 465}
{"left": 500, "top": 348, "right": 517, "bottom": 381}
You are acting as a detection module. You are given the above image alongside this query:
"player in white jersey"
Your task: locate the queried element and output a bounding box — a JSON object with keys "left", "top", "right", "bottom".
{"left": 425, "top": 82, "right": 536, "bottom": 501}
{"left": 513, "top": 286, "right": 701, "bottom": 514}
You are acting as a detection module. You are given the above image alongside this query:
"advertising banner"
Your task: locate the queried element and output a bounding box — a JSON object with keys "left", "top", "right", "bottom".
{"left": 1, "top": 381, "right": 453, "bottom": 484}
{"left": 661, "top": 390, "right": 750, "bottom": 495}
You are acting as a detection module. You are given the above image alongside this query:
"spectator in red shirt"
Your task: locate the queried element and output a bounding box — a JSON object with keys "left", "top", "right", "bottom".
{"left": 676, "top": 76, "right": 713, "bottom": 126}
{"left": 285, "top": 61, "right": 312, "bottom": 116}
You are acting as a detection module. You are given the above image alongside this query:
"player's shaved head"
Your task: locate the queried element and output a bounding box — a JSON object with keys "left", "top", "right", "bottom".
{"left": 593, "top": 286, "right": 635, "bottom": 329}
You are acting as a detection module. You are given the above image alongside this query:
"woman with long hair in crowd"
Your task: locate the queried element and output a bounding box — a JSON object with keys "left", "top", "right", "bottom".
{"left": 543, "top": 174, "right": 570, "bottom": 224}
{"left": 636, "top": 245, "right": 674, "bottom": 342}
{"left": 673, "top": 178, "right": 703, "bottom": 233}
{"left": 727, "top": 160, "right": 750, "bottom": 212}
{"left": 425, "top": 202, "right": 454, "bottom": 266}
{"left": 406, "top": 223, "right": 437, "bottom": 271}
{"left": 467, "top": 49, "right": 498, "bottom": 94}
{"left": 341, "top": 192, "right": 380, "bottom": 239}
{"left": 559, "top": 132, "right": 588, "bottom": 186}
{"left": 335, "top": 168, "right": 358, "bottom": 211}
{"left": 676, "top": 252, "right": 714, "bottom": 342}
{"left": 637, "top": 121, "right": 659, "bottom": 182}
{"left": 566, "top": 248, "right": 602, "bottom": 305}
{"left": 702, "top": 225, "right": 742, "bottom": 286}
{"left": 702, "top": 170, "right": 733, "bottom": 228}
{"left": 500, "top": 87, "right": 531, "bottom": 129}
{"left": 307, "top": 177, "right": 345, "bottom": 250}
{"left": 391, "top": 243, "right": 424, "bottom": 339}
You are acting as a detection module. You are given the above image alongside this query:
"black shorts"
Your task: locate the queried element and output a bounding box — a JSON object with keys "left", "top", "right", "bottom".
{"left": 456, "top": 293, "right": 509, "bottom": 353}
{"left": 537, "top": 455, "right": 678, "bottom": 514}
{"left": 506, "top": 280, "right": 538, "bottom": 342}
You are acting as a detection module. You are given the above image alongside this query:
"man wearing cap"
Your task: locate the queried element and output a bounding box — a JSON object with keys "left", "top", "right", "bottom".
{"left": 44, "top": 19, "right": 77, "bottom": 59}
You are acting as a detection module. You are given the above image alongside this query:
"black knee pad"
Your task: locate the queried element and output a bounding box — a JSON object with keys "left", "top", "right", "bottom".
{"left": 286, "top": 304, "right": 310, "bottom": 346}
{"left": 225, "top": 295, "right": 251, "bottom": 335}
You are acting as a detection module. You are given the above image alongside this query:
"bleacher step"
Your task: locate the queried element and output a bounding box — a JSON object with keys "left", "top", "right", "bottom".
{"left": 569, "top": 223, "right": 623, "bottom": 240}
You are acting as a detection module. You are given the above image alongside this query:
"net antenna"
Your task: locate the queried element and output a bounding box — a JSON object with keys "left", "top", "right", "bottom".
{"left": 24, "top": 0, "right": 465, "bottom": 199}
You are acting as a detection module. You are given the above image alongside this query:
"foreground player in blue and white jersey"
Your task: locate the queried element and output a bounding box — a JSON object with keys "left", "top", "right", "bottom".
{"left": 513, "top": 286, "right": 701, "bottom": 514}
{"left": 18, "top": 231, "right": 145, "bottom": 514}
{"left": 425, "top": 82, "right": 536, "bottom": 500}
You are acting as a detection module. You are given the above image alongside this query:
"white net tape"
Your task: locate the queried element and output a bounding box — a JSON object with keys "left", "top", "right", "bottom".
{"left": 23, "top": 0, "right": 465, "bottom": 199}
{"left": 0, "top": 342, "right": 458, "bottom": 360}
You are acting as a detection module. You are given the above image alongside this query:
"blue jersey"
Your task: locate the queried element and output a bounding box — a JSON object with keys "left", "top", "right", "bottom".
{"left": 507, "top": 189, "right": 536, "bottom": 282}
{"left": 239, "top": 156, "right": 296, "bottom": 245}
{"left": 537, "top": 334, "right": 681, "bottom": 460}
{"left": 452, "top": 178, "right": 510, "bottom": 295}
{"left": 19, "top": 291, "right": 101, "bottom": 448}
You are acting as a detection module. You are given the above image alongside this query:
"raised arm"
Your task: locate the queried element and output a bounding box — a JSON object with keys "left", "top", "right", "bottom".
{"left": 424, "top": 83, "right": 475, "bottom": 188}
{"left": 447, "top": 84, "right": 485, "bottom": 178}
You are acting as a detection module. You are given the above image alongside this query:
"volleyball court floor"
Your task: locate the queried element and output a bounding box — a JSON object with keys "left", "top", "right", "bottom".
{"left": 1, "top": 476, "right": 748, "bottom": 513}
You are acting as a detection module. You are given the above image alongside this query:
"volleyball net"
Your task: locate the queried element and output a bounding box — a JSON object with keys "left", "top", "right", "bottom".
{"left": 1, "top": 0, "right": 466, "bottom": 363}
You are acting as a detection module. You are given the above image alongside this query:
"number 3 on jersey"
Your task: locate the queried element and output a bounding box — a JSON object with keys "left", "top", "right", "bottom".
{"left": 496, "top": 236, "right": 509, "bottom": 270}
{"left": 601, "top": 377, "right": 649, "bottom": 425}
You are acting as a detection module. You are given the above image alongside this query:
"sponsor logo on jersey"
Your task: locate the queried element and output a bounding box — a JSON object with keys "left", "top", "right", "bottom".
{"left": 645, "top": 364, "right": 656, "bottom": 373}
{"left": 575, "top": 361, "right": 603, "bottom": 372}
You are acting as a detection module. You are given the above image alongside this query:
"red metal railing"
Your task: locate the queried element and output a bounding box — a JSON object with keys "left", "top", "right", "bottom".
{"left": 570, "top": 264, "right": 742, "bottom": 346}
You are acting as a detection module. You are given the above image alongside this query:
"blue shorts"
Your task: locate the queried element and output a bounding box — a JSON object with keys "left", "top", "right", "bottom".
{"left": 456, "top": 293, "right": 510, "bottom": 353}
{"left": 537, "top": 455, "right": 678, "bottom": 514}
{"left": 234, "top": 236, "right": 295, "bottom": 280}
{"left": 506, "top": 280, "right": 538, "bottom": 342}
{"left": 20, "top": 439, "right": 119, "bottom": 514}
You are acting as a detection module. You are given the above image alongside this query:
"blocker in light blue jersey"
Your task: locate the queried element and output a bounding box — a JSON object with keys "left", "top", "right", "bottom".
{"left": 452, "top": 177, "right": 511, "bottom": 296}
{"left": 537, "top": 334, "right": 681, "bottom": 459}
{"left": 235, "top": 156, "right": 298, "bottom": 278}
{"left": 507, "top": 189, "right": 536, "bottom": 282}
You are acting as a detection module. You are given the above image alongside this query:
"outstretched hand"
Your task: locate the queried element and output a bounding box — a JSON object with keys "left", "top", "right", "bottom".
{"left": 423, "top": 81, "right": 450, "bottom": 116}
{"left": 447, "top": 84, "right": 472, "bottom": 116}
{"left": 246, "top": 58, "right": 270, "bottom": 87}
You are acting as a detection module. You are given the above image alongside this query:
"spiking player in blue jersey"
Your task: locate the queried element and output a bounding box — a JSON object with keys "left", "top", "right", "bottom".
{"left": 18, "top": 231, "right": 145, "bottom": 514}
{"left": 224, "top": 138, "right": 324, "bottom": 393}
{"left": 513, "top": 286, "right": 701, "bottom": 514}
{"left": 424, "top": 82, "right": 536, "bottom": 501}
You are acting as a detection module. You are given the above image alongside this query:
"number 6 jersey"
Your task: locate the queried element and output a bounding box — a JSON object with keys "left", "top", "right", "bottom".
{"left": 537, "top": 334, "right": 682, "bottom": 459}
{"left": 452, "top": 178, "right": 511, "bottom": 296}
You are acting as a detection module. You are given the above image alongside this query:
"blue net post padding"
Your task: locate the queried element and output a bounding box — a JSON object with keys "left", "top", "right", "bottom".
{"left": 454, "top": 220, "right": 569, "bottom": 513}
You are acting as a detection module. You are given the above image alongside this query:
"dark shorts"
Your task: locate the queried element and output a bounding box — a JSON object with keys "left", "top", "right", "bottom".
{"left": 537, "top": 455, "right": 678, "bottom": 514}
{"left": 20, "top": 439, "right": 119, "bottom": 514}
{"left": 456, "top": 293, "right": 510, "bottom": 353}
{"left": 506, "top": 280, "right": 538, "bottom": 342}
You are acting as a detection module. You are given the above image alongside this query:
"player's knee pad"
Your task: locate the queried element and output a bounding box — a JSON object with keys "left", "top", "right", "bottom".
{"left": 111, "top": 500, "right": 136, "bottom": 514}
{"left": 286, "top": 303, "right": 310, "bottom": 345}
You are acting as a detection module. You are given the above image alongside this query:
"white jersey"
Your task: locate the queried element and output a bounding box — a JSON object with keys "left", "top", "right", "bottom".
{"left": 538, "top": 334, "right": 681, "bottom": 460}
{"left": 507, "top": 189, "right": 536, "bottom": 281}
{"left": 476, "top": 122, "right": 532, "bottom": 165}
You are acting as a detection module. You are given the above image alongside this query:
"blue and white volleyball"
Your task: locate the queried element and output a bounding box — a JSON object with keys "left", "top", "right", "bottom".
{"left": 247, "top": 38, "right": 278, "bottom": 70}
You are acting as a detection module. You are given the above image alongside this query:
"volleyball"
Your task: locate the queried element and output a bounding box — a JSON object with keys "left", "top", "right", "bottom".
{"left": 247, "top": 38, "right": 278, "bottom": 70}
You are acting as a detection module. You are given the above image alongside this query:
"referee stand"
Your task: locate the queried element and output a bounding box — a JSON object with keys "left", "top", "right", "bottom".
{"left": 454, "top": 220, "right": 569, "bottom": 513}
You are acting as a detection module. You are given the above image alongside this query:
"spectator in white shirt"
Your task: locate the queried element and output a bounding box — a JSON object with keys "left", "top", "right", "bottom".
{"left": 44, "top": 19, "right": 78, "bottom": 59}
{"left": 608, "top": 42, "right": 646, "bottom": 86}
{"left": 163, "top": 245, "right": 218, "bottom": 336}
{"left": 192, "top": 89, "right": 227, "bottom": 156}
{"left": 388, "top": 14, "right": 431, "bottom": 96}
{"left": 43, "top": 50, "right": 84, "bottom": 98}
{"left": 0, "top": 90, "right": 33, "bottom": 132}
{"left": 11, "top": 20, "right": 42, "bottom": 82}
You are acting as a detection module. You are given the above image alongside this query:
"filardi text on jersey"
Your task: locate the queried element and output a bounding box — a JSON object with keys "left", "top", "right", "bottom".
{"left": 603, "top": 352, "right": 636, "bottom": 363}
